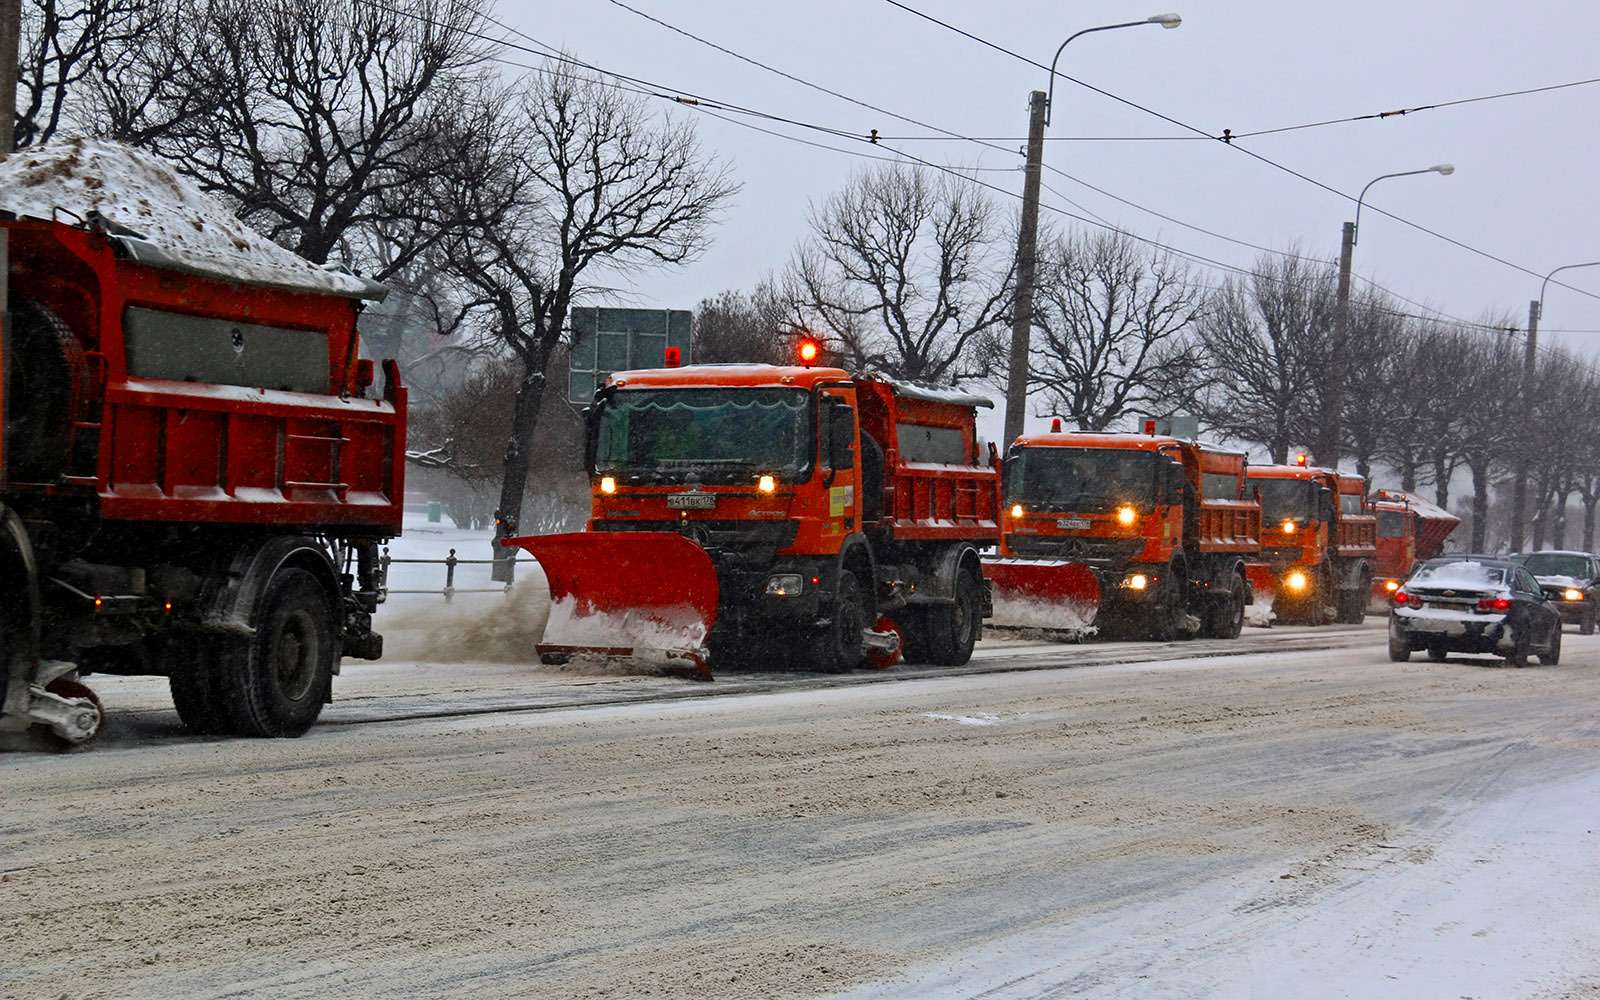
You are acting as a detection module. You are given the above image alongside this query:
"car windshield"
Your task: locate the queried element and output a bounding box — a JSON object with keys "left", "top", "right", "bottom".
{"left": 593, "top": 387, "right": 813, "bottom": 484}
{"left": 1255, "top": 478, "right": 1315, "bottom": 521}
{"left": 1007, "top": 447, "right": 1154, "bottom": 512}
{"left": 1410, "top": 561, "right": 1507, "bottom": 589}
{"left": 1520, "top": 553, "right": 1591, "bottom": 579}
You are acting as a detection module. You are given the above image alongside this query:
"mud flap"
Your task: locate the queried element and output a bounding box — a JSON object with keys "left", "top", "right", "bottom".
{"left": 504, "top": 532, "right": 720, "bottom": 676}
{"left": 983, "top": 557, "right": 1102, "bottom": 631}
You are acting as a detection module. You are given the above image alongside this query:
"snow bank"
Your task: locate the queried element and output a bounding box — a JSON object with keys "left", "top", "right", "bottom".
{"left": 0, "top": 138, "right": 384, "bottom": 300}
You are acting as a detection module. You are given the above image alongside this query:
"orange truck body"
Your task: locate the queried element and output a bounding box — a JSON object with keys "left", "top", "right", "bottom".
{"left": 990, "top": 431, "right": 1261, "bottom": 639}
{"left": 1369, "top": 489, "right": 1460, "bottom": 604}
{"left": 1245, "top": 465, "right": 1377, "bottom": 624}
{"left": 508, "top": 364, "right": 1000, "bottom": 672}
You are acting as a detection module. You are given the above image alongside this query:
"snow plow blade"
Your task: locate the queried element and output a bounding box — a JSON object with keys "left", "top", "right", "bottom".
{"left": 983, "top": 557, "right": 1102, "bottom": 631}
{"left": 1244, "top": 563, "right": 1277, "bottom": 626}
{"left": 503, "top": 532, "right": 720, "bottom": 677}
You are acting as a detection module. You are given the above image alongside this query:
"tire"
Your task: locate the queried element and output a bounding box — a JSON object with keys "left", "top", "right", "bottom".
{"left": 811, "top": 570, "right": 867, "bottom": 673}
{"left": 216, "top": 568, "right": 336, "bottom": 737}
{"left": 1505, "top": 630, "right": 1532, "bottom": 669}
{"left": 167, "top": 636, "right": 231, "bottom": 735}
{"left": 1340, "top": 576, "right": 1370, "bottom": 624}
{"left": 1581, "top": 606, "right": 1595, "bottom": 636}
{"left": 1203, "top": 574, "right": 1246, "bottom": 640}
{"left": 1387, "top": 637, "right": 1411, "bottom": 662}
{"left": 1539, "top": 623, "right": 1562, "bottom": 666}
{"left": 924, "top": 569, "right": 981, "bottom": 666}
{"left": 1426, "top": 645, "right": 1449, "bottom": 663}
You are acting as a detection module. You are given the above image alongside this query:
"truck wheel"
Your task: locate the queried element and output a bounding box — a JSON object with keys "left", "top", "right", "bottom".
{"left": 218, "top": 568, "right": 335, "bottom": 737}
{"left": 1205, "top": 574, "right": 1246, "bottom": 640}
{"left": 812, "top": 570, "right": 867, "bottom": 673}
{"left": 167, "top": 637, "right": 231, "bottom": 735}
{"left": 925, "top": 569, "right": 980, "bottom": 666}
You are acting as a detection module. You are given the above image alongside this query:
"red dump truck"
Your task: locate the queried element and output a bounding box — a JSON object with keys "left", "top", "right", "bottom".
{"left": 0, "top": 141, "right": 404, "bottom": 746}
{"left": 504, "top": 350, "right": 1001, "bottom": 675}
{"left": 986, "top": 426, "right": 1262, "bottom": 640}
{"left": 1244, "top": 462, "right": 1377, "bottom": 624}
{"left": 1370, "top": 489, "right": 1460, "bottom": 607}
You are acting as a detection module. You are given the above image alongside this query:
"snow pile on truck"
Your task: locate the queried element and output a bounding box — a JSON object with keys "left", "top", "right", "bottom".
{"left": 0, "top": 137, "right": 382, "bottom": 299}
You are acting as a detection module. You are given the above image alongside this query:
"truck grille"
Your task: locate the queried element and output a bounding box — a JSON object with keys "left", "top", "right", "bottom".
{"left": 1005, "top": 535, "right": 1144, "bottom": 566}
{"left": 593, "top": 519, "right": 798, "bottom": 566}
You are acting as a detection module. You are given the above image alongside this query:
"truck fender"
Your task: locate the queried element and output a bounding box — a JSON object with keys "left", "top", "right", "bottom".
{"left": 1338, "top": 558, "right": 1370, "bottom": 590}
{"left": 0, "top": 502, "right": 43, "bottom": 712}
{"left": 199, "top": 536, "right": 342, "bottom": 652}
{"left": 921, "top": 543, "right": 984, "bottom": 604}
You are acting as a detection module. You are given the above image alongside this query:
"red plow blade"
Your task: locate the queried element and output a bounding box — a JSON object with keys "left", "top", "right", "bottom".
{"left": 504, "top": 531, "right": 720, "bottom": 675}
{"left": 983, "top": 557, "right": 1102, "bottom": 632}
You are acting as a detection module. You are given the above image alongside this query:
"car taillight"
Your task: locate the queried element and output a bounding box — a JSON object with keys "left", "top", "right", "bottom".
{"left": 1392, "top": 589, "right": 1411, "bottom": 606}
{"left": 1476, "top": 596, "right": 1512, "bottom": 613}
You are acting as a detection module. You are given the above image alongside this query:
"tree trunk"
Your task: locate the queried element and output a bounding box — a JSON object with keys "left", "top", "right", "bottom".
{"left": 490, "top": 352, "right": 552, "bottom": 581}
{"left": 1584, "top": 496, "right": 1599, "bottom": 553}
{"left": 1269, "top": 434, "right": 1289, "bottom": 466}
{"left": 1432, "top": 454, "right": 1451, "bottom": 511}
{"left": 1531, "top": 499, "right": 1548, "bottom": 553}
{"left": 1470, "top": 461, "right": 1490, "bottom": 553}
{"left": 1400, "top": 453, "right": 1418, "bottom": 493}
{"left": 1356, "top": 455, "right": 1371, "bottom": 480}
{"left": 1552, "top": 490, "right": 1572, "bottom": 550}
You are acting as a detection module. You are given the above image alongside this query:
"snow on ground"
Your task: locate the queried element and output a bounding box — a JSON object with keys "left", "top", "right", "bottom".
{"left": 0, "top": 138, "right": 380, "bottom": 298}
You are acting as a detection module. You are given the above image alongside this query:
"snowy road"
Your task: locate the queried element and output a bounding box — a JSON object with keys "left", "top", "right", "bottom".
{"left": 6, "top": 625, "right": 1600, "bottom": 999}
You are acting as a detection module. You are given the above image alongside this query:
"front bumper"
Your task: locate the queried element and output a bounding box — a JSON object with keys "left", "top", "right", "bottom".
{"left": 1390, "top": 608, "right": 1510, "bottom": 653}
{"left": 1552, "top": 598, "right": 1593, "bottom": 625}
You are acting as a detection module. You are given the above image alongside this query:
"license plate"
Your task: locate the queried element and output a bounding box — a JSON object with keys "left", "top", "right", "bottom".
{"left": 666, "top": 493, "right": 716, "bottom": 510}
{"left": 1056, "top": 518, "right": 1091, "bottom": 530}
{"left": 1409, "top": 618, "right": 1452, "bottom": 632}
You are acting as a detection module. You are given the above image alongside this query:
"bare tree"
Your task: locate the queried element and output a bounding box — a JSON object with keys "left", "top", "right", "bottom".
{"left": 436, "top": 62, "right": 736, "bottom": 548}
{"left": 1014, "top": 228, "right": 1204, "bottom": 432}
{"left": 1453, "top": 323, "right": 1522, "bottom": 552}
{"left": 789, "top": 162, "right": 1012, "bottom": 383}
{"left": 1187, "top": 252, "right": 1334, "bottom": 463}
{"left": 140, "top": 0, "right": 499, "bottom": 280}
{"left": 1338, "top": 288, "right": 1409, "bottom": 479}
{"left": 692, "top": 278, "right": 799, "bottom": 365}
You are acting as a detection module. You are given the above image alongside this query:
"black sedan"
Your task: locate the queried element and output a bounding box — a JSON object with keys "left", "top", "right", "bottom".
{"left": 1388, "top": 557, "right": 1562, "bottom": 667}
{"left": 1514, "top": 550, "right": 1599, "bottom": 634}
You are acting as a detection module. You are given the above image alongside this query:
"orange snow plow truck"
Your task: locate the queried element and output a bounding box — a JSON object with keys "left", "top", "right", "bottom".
{"left": 504, "top": 361, "right": 1001, "bottom": 675}
{"left": 1244, "top": 463, "right": 1377, "bottom": 624}
{"left": 1370, "top": 489, "right": 1459, "bottom": 607}
{"left": 985, "top": 428, "right": 1262, "bottom": 640}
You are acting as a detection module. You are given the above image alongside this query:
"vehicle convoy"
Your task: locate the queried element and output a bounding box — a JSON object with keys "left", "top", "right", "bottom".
{"left": 985, "top": 425, "right": 1262, "bottom": 640}
{"left": 1370, "top": 488, "right": 1460, "bottom": 607}
{"left": 504, "top": 355, "right": 1001, "bottom": 675}
{"left": 1389, "top": 557, "right": 1561, "bottom": 667}
{"left": 0, "top": 141, "right": 403, "bottom": 747}
{"left": 1244, "top": 461, "right": 1377, "bottom": 624}
{"left": 1513, "top": 550, "right": 1600, "bottom": 634}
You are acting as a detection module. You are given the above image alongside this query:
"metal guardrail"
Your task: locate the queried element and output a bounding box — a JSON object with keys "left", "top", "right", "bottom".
{"left": 379, "top": 547, "right": 515, "bottom": 601}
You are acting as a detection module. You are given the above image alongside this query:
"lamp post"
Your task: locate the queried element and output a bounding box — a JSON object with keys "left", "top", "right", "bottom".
{"left": 1001, "top": 13, "right": 1181, "bottom": 452}
{"left": 1508, "top": 260, "right": 1600, "bottom": 553}
{"left": 1312, "top": 164, "right": 1454, "bottom": 469}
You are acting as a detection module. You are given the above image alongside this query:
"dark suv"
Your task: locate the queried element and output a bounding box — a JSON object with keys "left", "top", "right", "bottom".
{"left": 1514, "top": 550, "right": 1599, "bottom": 634}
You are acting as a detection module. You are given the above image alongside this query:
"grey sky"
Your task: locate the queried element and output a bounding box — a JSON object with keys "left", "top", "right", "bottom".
{"left": 505, "top": 0, "right": 1600, "bottom": 356}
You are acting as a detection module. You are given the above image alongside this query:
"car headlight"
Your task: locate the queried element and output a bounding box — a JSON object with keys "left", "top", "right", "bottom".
{"left": 1564, "top": 588, "right": 1584, "bottom": 602}
{"left": 1285, "top": 570, "right": 1309, "bottom": 593}
{"left": 1116, "top": 505, "right": 1138, "bottom": 527}
{"left": 764, "top": 573, "right": 804, "bottom": 598}
{"left": 1123, "top": 573, "right": 1148, "bottom": 591}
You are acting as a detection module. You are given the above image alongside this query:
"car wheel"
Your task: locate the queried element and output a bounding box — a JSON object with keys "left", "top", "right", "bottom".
{"left": 1505, "top": 631, "right": 1532, "bottom": 669}
{"left": 1539, "top": 623, "right": 1562, "bottom": 666}
{"left": 1387, "top": 637, "right": 1411, "bottom": 662}
{"left": 1426, "top": 645, "right": 1448, "bottom": 663}
{"left": 1581, "top": 605, "right": 1595, "bottom": 636}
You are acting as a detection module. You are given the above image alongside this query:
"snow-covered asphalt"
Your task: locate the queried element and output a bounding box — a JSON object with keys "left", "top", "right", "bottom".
{"left": 5, "top": 623, "right": 1599, "bottom": 999}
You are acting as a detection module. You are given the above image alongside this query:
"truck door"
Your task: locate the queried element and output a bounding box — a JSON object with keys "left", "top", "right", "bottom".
{"left": 819, "top": 390, "right": 862, "bottom": 533}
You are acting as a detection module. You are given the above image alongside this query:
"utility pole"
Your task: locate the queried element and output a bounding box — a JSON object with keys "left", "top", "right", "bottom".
{"left": 0, "top": 0, "right": 20, "bottom": 485}
{"left": 1508, "top": 298, "right": 1540, "bottom": 554}
{"left": 1314, "top": 221, "right": 1356, "bottom": 469}
{"left": 1002, "top": 90, "right": 1047, "bottom": 452}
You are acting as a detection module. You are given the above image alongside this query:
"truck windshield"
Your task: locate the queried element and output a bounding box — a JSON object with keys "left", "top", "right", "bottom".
{"left": 593, "top": 387, "right": 814, "bottom": 484}
{"left": 1255, "top": 479, "right": 1315, "bottom": 521}
{"left": 1007, "top": 447, "right": 1154, "bottom": 512}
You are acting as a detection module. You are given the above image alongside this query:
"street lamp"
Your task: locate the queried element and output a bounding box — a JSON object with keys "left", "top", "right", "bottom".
{"left": 1003, "top": 14, "right": 1182, "bottom": 450}
{"left": 1508, "top": 260, "right": 1600, "bottom": 552}
{"left": 1312, "top": 163, "right": 1455, "bottom": 468}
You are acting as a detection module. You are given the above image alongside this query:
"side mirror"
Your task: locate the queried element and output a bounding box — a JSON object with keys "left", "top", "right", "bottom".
{"left": 1163, "top": 459, "right": 1186, "bottom": 505}
{"left": 828, "top": 401, "right": 856, "bottom": 470}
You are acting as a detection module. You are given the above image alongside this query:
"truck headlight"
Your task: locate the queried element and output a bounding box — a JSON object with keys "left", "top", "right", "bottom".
{"left": 1384, "top": 579, "right": 1400, "bottom": 592}
{"left": 1564, "top": 588, "right": 1584, "bottom": 602}
{"left": 1281, "top": 518, "right": 1297, "bottom": 534}
{"left": 764, "top": 573, "right": 804, "bottom": 597}
{"left": 599, "top": 476, "right": 617, "bottom": 495}
{"left": 1010, "top": 503, "right": 1024, "bottom": 519}
{"left": 1116, "top": 505, "right": 1137, "bottom": 527}
{"left": 1285, "top": 570, "right": 1309, "bottom": 593}
{"left": 1123, "top": 573, "right": 1148, "bottom": 591}
{"left": 757, "top": 474, "right": 777, "bottom": 494}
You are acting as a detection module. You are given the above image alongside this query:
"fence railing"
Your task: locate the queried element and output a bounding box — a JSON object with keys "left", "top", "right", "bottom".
{"left": 379, "top": 547, "right": 516, "bottom": 601}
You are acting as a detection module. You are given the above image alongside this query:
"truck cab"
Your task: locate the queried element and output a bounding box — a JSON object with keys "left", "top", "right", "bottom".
{"left": 1246, "top": 464, "right": 1376, "bottom": 624}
